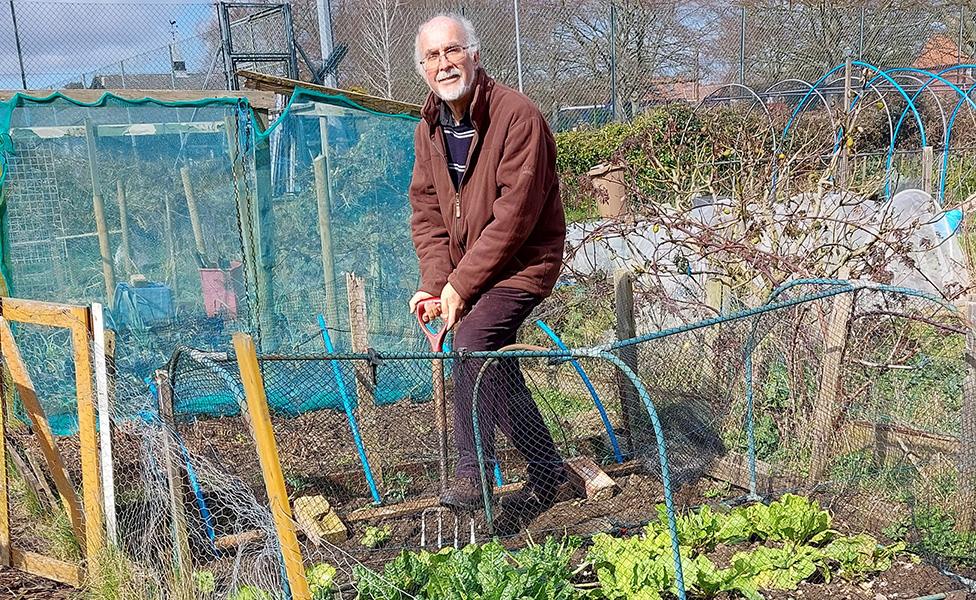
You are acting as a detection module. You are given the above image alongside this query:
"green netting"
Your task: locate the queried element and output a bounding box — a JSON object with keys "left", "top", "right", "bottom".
{"left": 0, "top": 88, "right": 426, "bottom": 431}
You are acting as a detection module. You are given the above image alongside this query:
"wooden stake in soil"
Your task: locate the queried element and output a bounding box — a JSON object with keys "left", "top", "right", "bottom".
{"left": 956, "top": 298, "right": 976, "bottom": 532}
{"left": 808, "top": 292, "right": 854, "bottom": 483}
{"left": 922, "top": 145, "right": 934, "bottom": 195}
{"left": 233, "top": 333, "right": 311, "bottom": 600}
{"left": 614, "top": 269, "right": 652, "bottom": 456}
{"left": 180, "top": 165, "right": 208, "bottom": 265}
{"left": 154, "top": 369, "right": 192, "bottom": 575}
{"left": 116, "top": 180, "right": 132, "bottom": 275}
{"left": 346, "top": 273, "right": 383, "bottom": 490}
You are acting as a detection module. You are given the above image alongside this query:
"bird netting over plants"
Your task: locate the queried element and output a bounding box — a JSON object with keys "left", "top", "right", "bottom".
{"left": 0, "top": 88, "right": 424, "bottom": 431}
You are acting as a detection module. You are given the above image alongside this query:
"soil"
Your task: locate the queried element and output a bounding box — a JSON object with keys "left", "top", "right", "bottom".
{"left": 0, "top": 566, "right": 78, "bottom": 600}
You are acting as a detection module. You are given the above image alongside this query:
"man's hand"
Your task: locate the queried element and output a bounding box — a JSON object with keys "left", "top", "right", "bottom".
{"left": 409, "top": 291, "right": 441, "bottom": 322}
{"left": 440, "top": 282, "right": 466, "bottom": 330}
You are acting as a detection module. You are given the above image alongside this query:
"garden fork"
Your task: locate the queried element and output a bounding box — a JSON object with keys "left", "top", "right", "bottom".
{"left": 415, "top": 297, "right": 450, "bottom": 492}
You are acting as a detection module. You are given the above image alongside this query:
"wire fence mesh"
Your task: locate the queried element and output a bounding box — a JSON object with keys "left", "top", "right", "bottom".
{"left": 2, "top": 1, "right": 973, "bottom": 126}
{"left": 54, "top": 282, "right": 965, "bottom": 598}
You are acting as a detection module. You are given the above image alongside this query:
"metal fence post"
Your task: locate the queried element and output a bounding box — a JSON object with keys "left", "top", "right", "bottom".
{"left": 316, "top": 0, "right": 337, "bottom": 87}
{"left": 858, "top": 7, "right": 865, "bottom": 61}
{"left": 10, "top": 0, "right": 27, "bottom": 89}
{"left": 514, "top": 0, "right": 524, "bottom": 93}
{"left": 738, "top": 5, "right": 746, "bottom": 86}
{"left": 609, "top": 0, "right": 617, "bottom": 116}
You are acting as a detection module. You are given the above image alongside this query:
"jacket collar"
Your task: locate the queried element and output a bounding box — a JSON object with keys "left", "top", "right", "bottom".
{"left": 422, "top": 67, "right": 492, "bottom": 135}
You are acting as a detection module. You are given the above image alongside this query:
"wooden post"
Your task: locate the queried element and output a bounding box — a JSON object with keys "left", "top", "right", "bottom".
{"left": 614, "top": 269, "right": 652, "bottom": 456}
{"left": 85, "top": 120, "right": 116, "bottom": 307}
{"left": 956, "top": 299, "right": 976, "bottom": 532}
{"left": 70, "top": 306, "right": 104, "bottom": 561}
{"left": 154, "top": 370, "right": 192, "bottom": 575}
{"left": 346, "top": 273, "right": 383, "bottom": 489}
{"left": 922, "top": 145, "right": 934, "bottom": 195}
{"left": 180, "top": 165, "right": 208, "bottom": 264}
{"left": 807, "top": 292, "right": 854, "bottom": 483}
{"left": 313, "top": 155, "right": 338, "bottom": 320}
{"left": 0, "top": 317, "right": 85, "bottom": 545}
{"left": 116, "top": 180, "right": 132, "bottom": 276}
{"left": 232, "top": 333, "right": 311, "bottom": 600}
{"left": 0, "top": 365, "right": 9, "bottom": 567}
{"left": 162, "top": 192, "right": 178, "bottom": 298}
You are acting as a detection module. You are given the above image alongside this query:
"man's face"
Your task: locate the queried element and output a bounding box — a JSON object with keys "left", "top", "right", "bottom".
{"left": 418, "top": 19, "right": 479, "bottom": 102}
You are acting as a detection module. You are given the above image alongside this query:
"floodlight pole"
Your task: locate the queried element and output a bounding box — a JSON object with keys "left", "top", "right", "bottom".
{"left": 10, "top": 0, "right": 27, "bottom": 89}
{"left": 316, "top": 0, "right": 337, "bottom": 87}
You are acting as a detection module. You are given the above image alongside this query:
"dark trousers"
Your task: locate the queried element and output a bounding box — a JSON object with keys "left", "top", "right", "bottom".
{"left": 452, "top": 287, "right": 564, "bottom": 491}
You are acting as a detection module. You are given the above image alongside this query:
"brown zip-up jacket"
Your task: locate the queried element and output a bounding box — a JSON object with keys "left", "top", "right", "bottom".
{"left": 409, "top": 67, "right": 565, "bottom": 303}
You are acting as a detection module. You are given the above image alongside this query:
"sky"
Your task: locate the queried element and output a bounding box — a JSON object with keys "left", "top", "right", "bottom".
{"left": 1, "top": 0, "right": 219, "bottom": 89}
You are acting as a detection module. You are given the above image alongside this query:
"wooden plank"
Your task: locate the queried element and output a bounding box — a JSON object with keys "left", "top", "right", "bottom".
{"left": 346, "top": 273, "right": 383, "bottom": 489}
{"left": 0, "top": 88, "right": 277, "bottom": 111}
{"left": 0, "top": 367, "right": 9, "bottom": 566}
{"left": 214, "top": 529, "right": 265, "bottom": 550}
{"left": 237, "top": 69, "right": 422, "bottom": 118}
{"left": 6, "top": 439, "right": 57, "bottom": 510}
{"left": 565, "top": 455, "right": 618, "bottom": 501}
{"left": 808, "top": 292, "right": 854, "bottom": 482}
{"left": 92, "top": 304, "right": 117, "bottom": 546}
{"left": 0, "top": 298, "right": 86, "bottom": 329}
{"left": 706, "top": 452, "right": 775, "bottom": 495}
{"left": 233, "top": 333, "right": 311, "bottom": 600}
{"left": 9, "top": 120, "right": 228, "bottom": 141}
{"left": 68, "top": 306, "right": 104, "bottom": 560}
{"left": 154, "top": 370, "right": 192, "bottom": 574}
{"left": 0, "top": 318, "right": 86, "bottom": 546}
{"left": 10, "top": 547, "right": 82, "bottom": 587}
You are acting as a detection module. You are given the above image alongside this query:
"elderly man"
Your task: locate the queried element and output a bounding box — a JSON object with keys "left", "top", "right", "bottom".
{"left": 407, "top": 14, "right": 567, "bottom": 527}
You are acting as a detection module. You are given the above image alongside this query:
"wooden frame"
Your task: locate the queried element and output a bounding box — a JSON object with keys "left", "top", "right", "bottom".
{"left": 233, "top": 333, "right": 311, "bottom": 600}
{"left": 0, "top": 297, "right": 104, "bottom": 585}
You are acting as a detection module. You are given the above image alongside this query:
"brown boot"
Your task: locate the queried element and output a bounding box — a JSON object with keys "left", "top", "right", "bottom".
{"left": 439, "top": 477, "right": 489, "bottom": 512}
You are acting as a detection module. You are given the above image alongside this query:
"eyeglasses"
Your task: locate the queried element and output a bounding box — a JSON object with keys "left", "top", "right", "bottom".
{"left": 420, "top": 45, "right": 471, "bottom": 70}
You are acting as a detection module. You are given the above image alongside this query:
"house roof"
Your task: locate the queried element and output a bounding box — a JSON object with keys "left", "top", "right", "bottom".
{"left": 914, "top": 33, "right": 972, "bottom": 70}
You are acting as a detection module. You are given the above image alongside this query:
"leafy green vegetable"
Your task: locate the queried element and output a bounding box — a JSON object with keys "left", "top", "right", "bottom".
{"left": 733, "top": 544, "right": 822, "bottom": 591}
{"left": 306, "top": 562, "right": 337, "bottom": 599}
{"left": 747, "top": 494, "right": 834, "bottom": 545}
{"left": 715, "top": 510, "right": 754, "bottom": 545}
{"left": 822, "top": 534, "right": 904, "bottom": 581}
{"left": 355, "top": 537, "right": 581, "bottom": 599}
{"left": 192, "top": 569, "right": 216, "bottom": 595}
{"left": 226, "top": 585, "right": 272, "bottom": 600}
{"left": 362, "top": 525, "right": 392, "bottom": 549}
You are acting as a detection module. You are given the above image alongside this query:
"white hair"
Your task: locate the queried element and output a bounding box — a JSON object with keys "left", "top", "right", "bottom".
{"left": 414, "top": 13, "right": 480, "bottom": 79}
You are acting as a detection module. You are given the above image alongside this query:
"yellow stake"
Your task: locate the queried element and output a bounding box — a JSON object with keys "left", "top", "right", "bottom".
{"left": 232, "top": 333, "right": 311, "bottom": 600}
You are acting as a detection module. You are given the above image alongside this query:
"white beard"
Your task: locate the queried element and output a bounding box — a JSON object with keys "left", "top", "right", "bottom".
{"left": 435, "top": 70, "right": 472, "bottom": 102}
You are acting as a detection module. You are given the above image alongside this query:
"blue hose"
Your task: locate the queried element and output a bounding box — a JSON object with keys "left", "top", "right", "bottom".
{"left": 535, "top": 320, "right": 624, "bottom": 463}
{"left": 317, "top": 315, "right": 382, "bottom": 504}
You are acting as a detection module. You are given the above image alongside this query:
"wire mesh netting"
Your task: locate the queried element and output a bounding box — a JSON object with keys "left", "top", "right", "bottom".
{"left": 70, "top": 282, "right": 967, "bottom": 598}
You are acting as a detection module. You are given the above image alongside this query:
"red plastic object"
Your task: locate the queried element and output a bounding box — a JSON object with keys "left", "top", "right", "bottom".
{"left": 199, "top": 262, "right": 245, "bottom": 318}
{"left": 415, "top": 297, "right": 448, "bottom": 351}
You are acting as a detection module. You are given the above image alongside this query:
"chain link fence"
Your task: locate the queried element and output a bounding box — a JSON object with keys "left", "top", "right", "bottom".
{"left": 2, "top": 1, "right": 972, "bottom": 125}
